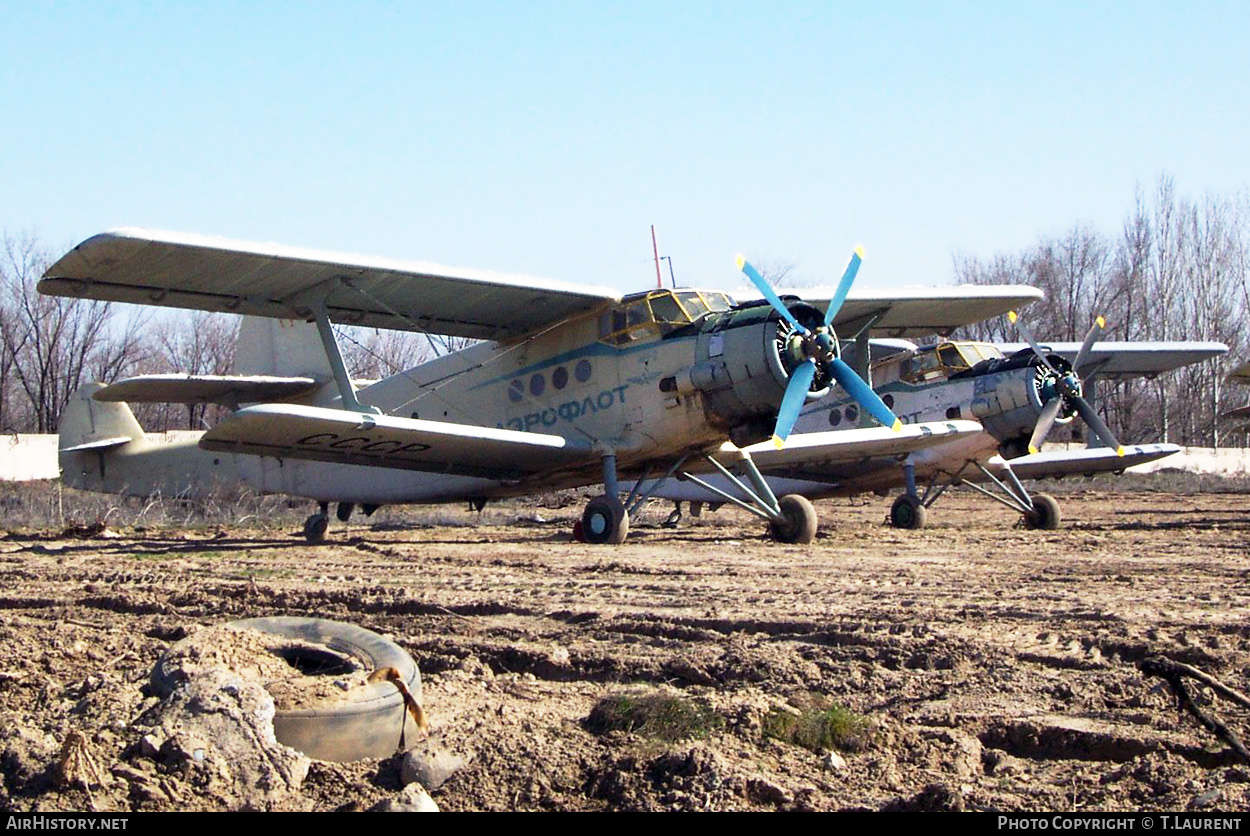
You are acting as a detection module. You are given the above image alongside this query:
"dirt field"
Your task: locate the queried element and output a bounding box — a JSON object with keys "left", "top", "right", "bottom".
{"left": 2, "top": 489, "right": 1249, "bottom": 812}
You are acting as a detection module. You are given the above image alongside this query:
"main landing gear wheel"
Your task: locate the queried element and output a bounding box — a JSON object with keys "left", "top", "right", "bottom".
{"left": 303, "top": 512, "right": 330, "bottom": 543}
{"left": 150, "top": 616, "right": 424, "bottom": 763}
{"left": 1024, "top": 492, "right": 1061, "bottom": 530}
{"left": 890, "top": 494, "right": 928, "bottom": 530}
{"left": 768, "top": 494, "right": 817, "bottom": 544}
{"left": 582, "top": 495, "right": 629, "bottom": 544}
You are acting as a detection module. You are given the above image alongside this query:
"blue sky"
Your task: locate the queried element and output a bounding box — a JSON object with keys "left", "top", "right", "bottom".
{"left": 3, "top": 1, "right": 1248, "bottom": 292}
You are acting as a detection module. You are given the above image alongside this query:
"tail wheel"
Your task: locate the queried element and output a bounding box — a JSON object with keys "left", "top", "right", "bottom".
{"left": 889, "top": 494, "right": 927, "bottom": 530}
{"left": 582, "top": 495, "right": 629, "bottom": 544}
{"left": 303, "top": 513, "right": 329, "bottom": 543}
{"left": 769, "top": 494, "right": 817, "bottom": 544}
{"left": 1024, "top": 492, "right": 1061, "bottom": 530}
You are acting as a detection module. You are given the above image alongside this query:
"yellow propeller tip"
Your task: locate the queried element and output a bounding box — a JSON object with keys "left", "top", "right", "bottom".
{"left": 735, "top": 254, "right": 746, "bottom": 270}
{"left": 1116, "top": 446, "right": 1126, "bottom": 457}
{"left": 854, "top": 245, "right": 865, "bottom": 258}
{"left": 771, "top": 435, "right": 786, "bottom": 449}
{"left": 1096, "top": 315, "right": 1106, "bottom": 328}
{"left": 891, "top": 419, "right": 902, "bottom": 432}
{"left": 1008, "top": 311, "right": 1018, "bottom": 323}
{"left": 1028, "top": 445, "right": 1040, "bottom": 455}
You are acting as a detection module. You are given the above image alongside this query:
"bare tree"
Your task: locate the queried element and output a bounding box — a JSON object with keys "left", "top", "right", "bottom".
{"left": 1, "top": 232, "right": 149, "bottom": 432}
{"left": 335, "top": 325, "right": 434, "bottom": 380}
{"left": 153, "top": 312, "right": 239, "bottom": 429}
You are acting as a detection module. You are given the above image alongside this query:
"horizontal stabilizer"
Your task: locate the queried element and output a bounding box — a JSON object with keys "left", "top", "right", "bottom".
{"left": 59, "top": 436, "right": 134, "bottom": 453}
{"left": 94, "top": 374, "right": 321, "bottom": 406}
{"left": 996, "top": 443, "right": 1181, "bottom": 480}
{"left": 721, "top": 420, "right": 984, "bottom": 469}
{"left": 200, "top": 403, "right": 595, "bottom": 479}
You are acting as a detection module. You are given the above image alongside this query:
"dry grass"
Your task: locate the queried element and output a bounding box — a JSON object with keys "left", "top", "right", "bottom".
{"left": 1030, "top": 469, "right": 1250, "bottom": 495}
{"left": 762, "top": 697, "right": 874, "bottom": 754}
{"left": 586, "top": 689, "right": 724, "bottom": 742}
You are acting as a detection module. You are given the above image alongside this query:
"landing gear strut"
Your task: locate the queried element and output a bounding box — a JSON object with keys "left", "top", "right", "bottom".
{"left": 888, "top": 457, "right": 1064, "bottom": 531}
{"left": 598, "top": 450, "right": 819, "bottom": 545}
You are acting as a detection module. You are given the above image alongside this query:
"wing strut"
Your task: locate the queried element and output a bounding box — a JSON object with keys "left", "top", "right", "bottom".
{"left": 295, "top": 278, "right": 381, "bottom": 415}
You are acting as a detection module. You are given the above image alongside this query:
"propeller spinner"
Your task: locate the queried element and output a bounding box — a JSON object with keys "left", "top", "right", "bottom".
{"left": 737, "top": 248, "right": 901, "bottom": 447}
{"left": 1008, "top": 311, "right": 1125, "bottom": 456}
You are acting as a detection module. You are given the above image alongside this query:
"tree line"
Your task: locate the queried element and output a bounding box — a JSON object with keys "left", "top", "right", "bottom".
{"left": 4, "top": 175, "right": 1246, "bottom": 446}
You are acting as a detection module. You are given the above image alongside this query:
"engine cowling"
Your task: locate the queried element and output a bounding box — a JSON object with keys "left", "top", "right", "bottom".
{"left": 970, "top": 354, "right": 1079, "bottom": 448}
{"left": 668, "top": 300, "right": 834, "bottom": 446}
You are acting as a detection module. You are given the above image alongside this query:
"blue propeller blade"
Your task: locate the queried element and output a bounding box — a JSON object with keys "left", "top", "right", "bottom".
{"left": 737, "top": 255, "right": 808, "bottom": 335}
{"left": 772, "top": 360, "right": 817, "bottom": 447}
{"left": 823, "top": 246, "right": 864, "bottom": 328}
{"left": 829, "top": 358, "right": 902, "bottom": 431}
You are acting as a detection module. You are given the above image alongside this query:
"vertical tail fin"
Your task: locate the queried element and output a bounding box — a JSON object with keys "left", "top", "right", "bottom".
{"left": 234, "top": 316, "right": 338, "bottom": 406}
{"left": 58, "top": 383, "right": 149, "bottom": 491}
{"left": 235, "top": 316, "right": 333, "bottom": 379}
{"left": 58, "top": 383, "right": 146, "bottom": 452}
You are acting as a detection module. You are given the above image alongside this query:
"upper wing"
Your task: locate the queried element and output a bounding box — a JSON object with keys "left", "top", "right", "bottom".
{"left": 772, "top": 285, "right": 1044, "bottom": 338}
{"left": 994, "top": 443, "right": 1181, "bottom": 480}
{"left": 718, "top": 419, "right": 983, "bottom": 471}
{"left": 996, "top": 341, "right": 1228, "bottom": 379}
{"left": 94, "top": 374, "right": 322, "bottom": 406}
{"left": 199, "top": 403, "right": 596, "bottom": 479}
{"left": 39, "top": 228, "right": 620, "bottom": 341}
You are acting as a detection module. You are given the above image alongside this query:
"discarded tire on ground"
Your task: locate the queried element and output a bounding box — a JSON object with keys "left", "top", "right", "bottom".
{"left": 151, "top": 616, "right": 422, "bottom": 762}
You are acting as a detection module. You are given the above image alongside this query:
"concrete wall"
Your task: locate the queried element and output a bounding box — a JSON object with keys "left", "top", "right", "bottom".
{"left": 0, "top": 432, "right": 204, "bottom": 482}
{"left": 0, "top": 435, "right": 60, "bottom": 481}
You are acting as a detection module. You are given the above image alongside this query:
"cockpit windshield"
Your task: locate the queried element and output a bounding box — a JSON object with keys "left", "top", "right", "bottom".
{"left": 900, "top": 341, "right": 1003, "bottom": 382}
{"left": 598, "top": 289, "right": 733, "bottom": 345}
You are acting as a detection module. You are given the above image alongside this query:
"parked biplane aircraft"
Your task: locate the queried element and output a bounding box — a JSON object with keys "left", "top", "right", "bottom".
{"left": 641, "top": 325, "right": 1225, "bottom": 530}
{"left": 43, "top": 228, "right": 1044, "bottom": 544}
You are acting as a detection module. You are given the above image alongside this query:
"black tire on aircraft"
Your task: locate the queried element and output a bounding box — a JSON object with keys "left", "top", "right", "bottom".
{"left": 582, "top": 495, "right": 629, "bottom": 544}
{"left": 150, "top": 616, "right": 423, "bottom": 763}
{"left": 889, "top": 494, "right": 928, "bottom": 530}
{"left": 1024, "top": 492, "right": 1061, "bottom": 530}
{"left": 769, "top": 494, "right": 818, "bottom": 544}
{"left": 303, "top": 512, "right": 330, "bottom": 543}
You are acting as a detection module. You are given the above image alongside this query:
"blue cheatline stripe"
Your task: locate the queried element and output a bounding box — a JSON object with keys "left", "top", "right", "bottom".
{"left": 467, "top": 332, "right": 699, "bottom": 392}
